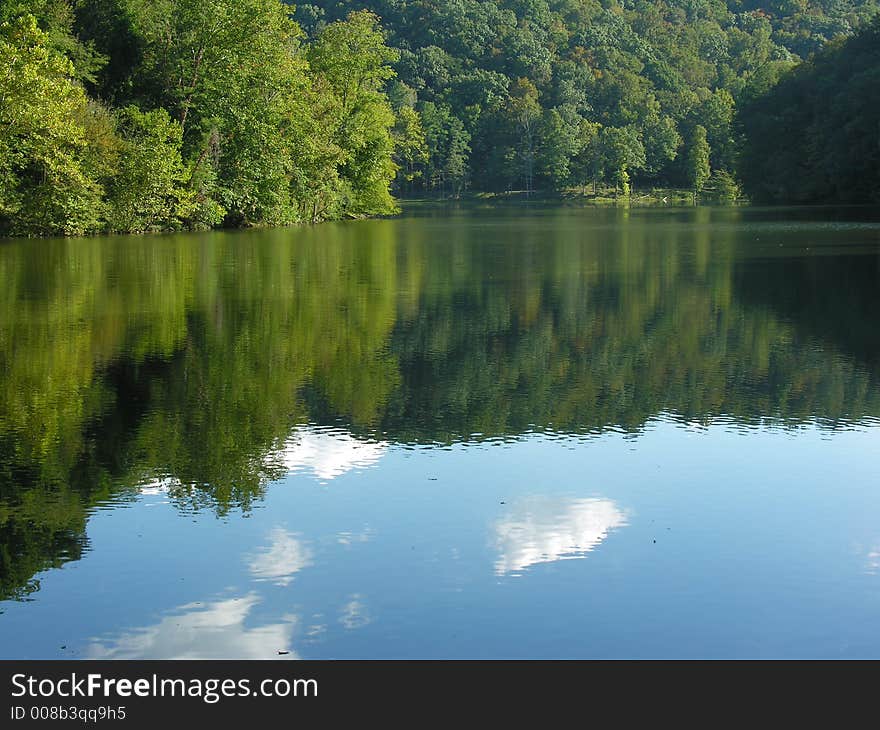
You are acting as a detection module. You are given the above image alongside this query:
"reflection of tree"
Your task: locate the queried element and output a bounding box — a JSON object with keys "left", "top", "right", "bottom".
{"left": 733, "top": 252, "right": 880, "bottom": 375}
{"left": 1, "top": 208, "right": 879, "bottom": 598}
{"left": 377, "top": 212, "right": 880, "bottom": 441}
{"left": 0, "top": 225, "right": 402, "bottom": 597}
{"left": 0, "top": 509, "right": 86, "bottom": 600}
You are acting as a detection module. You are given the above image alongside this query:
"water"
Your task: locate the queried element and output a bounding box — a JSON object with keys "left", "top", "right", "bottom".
{"left": 1, "top": 203, "right": 879, "bottom": 658}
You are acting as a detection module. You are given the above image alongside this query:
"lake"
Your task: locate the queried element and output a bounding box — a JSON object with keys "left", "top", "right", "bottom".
{"left": 1, "top": 203, "right": 879, "bottom": 658}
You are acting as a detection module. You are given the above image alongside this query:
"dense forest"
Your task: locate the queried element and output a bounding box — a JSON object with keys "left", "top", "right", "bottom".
{"left": 738, "top": 16, "right": 880, "bottom": 202}
{"left": 2, "top": 208, "right": 879, "bottom": 598}
{"left": 1, "top": 0, "right": 879, "bottom": 236}
{"left": 0, "top": 0, "right": 402, "bottom": 235}
{"left": 294, "top": 0, "right": 880, "bottom": 198}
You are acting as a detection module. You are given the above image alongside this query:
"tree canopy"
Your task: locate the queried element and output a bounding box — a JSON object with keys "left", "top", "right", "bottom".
{"left": 293, "top": 0, "right": 878, "bottom": 196}
{"left": 0, "top": 2, "right": 401, "bottom": 235}
{"left": 738, "top": 16, "right": 880, "bottom": 203}
{"left": 1, "top": 0, "right": 878, "bottom": 234}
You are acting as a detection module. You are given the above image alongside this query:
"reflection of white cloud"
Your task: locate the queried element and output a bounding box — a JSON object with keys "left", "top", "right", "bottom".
{"left": 867, "top": 546, "right": 880, "bottom": 575}
{"left": 339, "top": 595, "right": 370, "bottom": 630}
{"left": 494, "top": 496, "right": 627, "bottom": 575}
{"left": 87, "top": 594, "right": 297, "bottom": 659}
{"left": 279, "top": 428, "right": 386, "bottom": 481}
{"left": 138, "top": 477, "right": 179, "bottom": 497}
{"left": 337, "top": 528, "right": 374, "bottom": 546}
{"left": 248, "top": 528, "right": 312, "bottom": 586}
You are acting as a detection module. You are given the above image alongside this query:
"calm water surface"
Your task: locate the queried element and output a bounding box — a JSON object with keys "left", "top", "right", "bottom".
{"left": 1, "top": 203, "right": 879, "bottom": 658}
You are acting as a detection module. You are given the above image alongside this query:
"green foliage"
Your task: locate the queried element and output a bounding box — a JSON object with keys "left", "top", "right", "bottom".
{"left": 419, "top": 101, "right": 472, "bottom": 196}
{"left": 104, "top": 107, "right": 193, "bottom": 232}
{"left": 704, "top": 169, "right": 741, "bottom": 201}
{"left": 642, "top": 113, "right": 682, "bottom": 177}
{"left": 539, "top": 106, "right": 587, "bottom": 188}
{"left": 507, "top": 77, "right": 542, "bottom": 192}
{"left": 694, "top": 88, "right": 736, "bottom": 172}
{"left": 0, "top": 15, "right": 104, "bottom": 235}
{"left": 297, "top": 0, "right": 880, "bottom": 195}
{"left": 124, "top": 0, "right": 321, "bottom": 225}
{"left": 393, "top": 105, "right": 429, "bottom": 189}
{"left": 687, "top": 125, "right": 712, "bottom": 194}
{"left": 306, "top": 11, "right": 401, "bottom": 217}
{"left": 306, "top": 9, "right": 398, "bottom": 110}
{"left": 3, "top": 0, "right": 879, "bottom": 231}
{"left": 738, "top": 17, "right": 880, "bottom": 203}
{"left": 1, "top": 1, "right": 404, "bottom": 235}
{"left": 600, "top": 126, "right": 646, "bottom": 195}
{"left": 2, "top": 0, "right": 106, "bottom": 83}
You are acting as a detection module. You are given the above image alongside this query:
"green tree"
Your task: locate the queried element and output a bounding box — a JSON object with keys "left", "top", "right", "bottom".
{"left": 537, "top": 106, "right": 586, "bottom": 190}
{"left": 307, "top": 11, "right": 400, "bottom": 216}
{"left": 0, "top": 14, "right": 105, "bottom": 235}
{"left": 687, "top": 125, "right": 711, "bottom": 199}
{"left": 599, "top": 126, "right": 646, "bottom": 197}
{"left": 642, "top": 113, "right": 682, "bottom": 178}
{"left": 420, "top": 102, "right": 471, "bottom": 196}
{"left": 127, "top": 0, "right": 317, "bottom": 225}
{"left": 568, "top": 119, "right": 603, "bottom": 194}
{"left": 507, "top": 77, "right": 542, "bottom": 194}
{"left": 3, "top": 0, "right": 106, "bottom": 83}
{"left": 704, "top": 169, "right": 740, "bottom": 202}
{"left": 392, "top": 105, "right": 429, "bottom": 191}
{"left": 739, "top": 18, "right": 880, "bottom": 204}
{"left": 104, "top": 106, "right": 194, "bottom": 232}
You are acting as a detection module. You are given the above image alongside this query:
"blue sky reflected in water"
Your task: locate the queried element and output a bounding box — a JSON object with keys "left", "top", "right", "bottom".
{"left": 2, "top": 205, "right": 879, "bottom": 658}
{"left": 2, "top": 419, "right": 878, "bottom": 659}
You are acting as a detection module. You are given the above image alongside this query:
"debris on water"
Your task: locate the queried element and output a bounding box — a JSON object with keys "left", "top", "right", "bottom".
{"left": 653, "top": 539, "right": 656, "bottom": 543}
{"left": 428, "top": 477, "right": 438, "bottom": 480}
{"left": 500, "top": 501, "right": 505, "bottom": 504}
{"left": 278, "top": 650, "right": 289, "bottom": 655}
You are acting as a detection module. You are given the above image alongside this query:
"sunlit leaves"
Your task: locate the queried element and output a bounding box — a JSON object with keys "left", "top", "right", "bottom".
{"left": 2, "top": 2, "right": 405, "bottom": 234}
{"left": 0, "top": 15, "right": 103, "bottom": 234}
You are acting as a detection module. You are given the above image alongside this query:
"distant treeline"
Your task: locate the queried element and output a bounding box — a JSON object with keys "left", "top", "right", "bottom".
{"left": 2, "top": 1, "right": 879, "bottom": 237}
{"left": 0, "top": 1, "right": 401, "bottom": 235}
{"left": 296, "top": 0, "right": 878, "bottom": 201}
